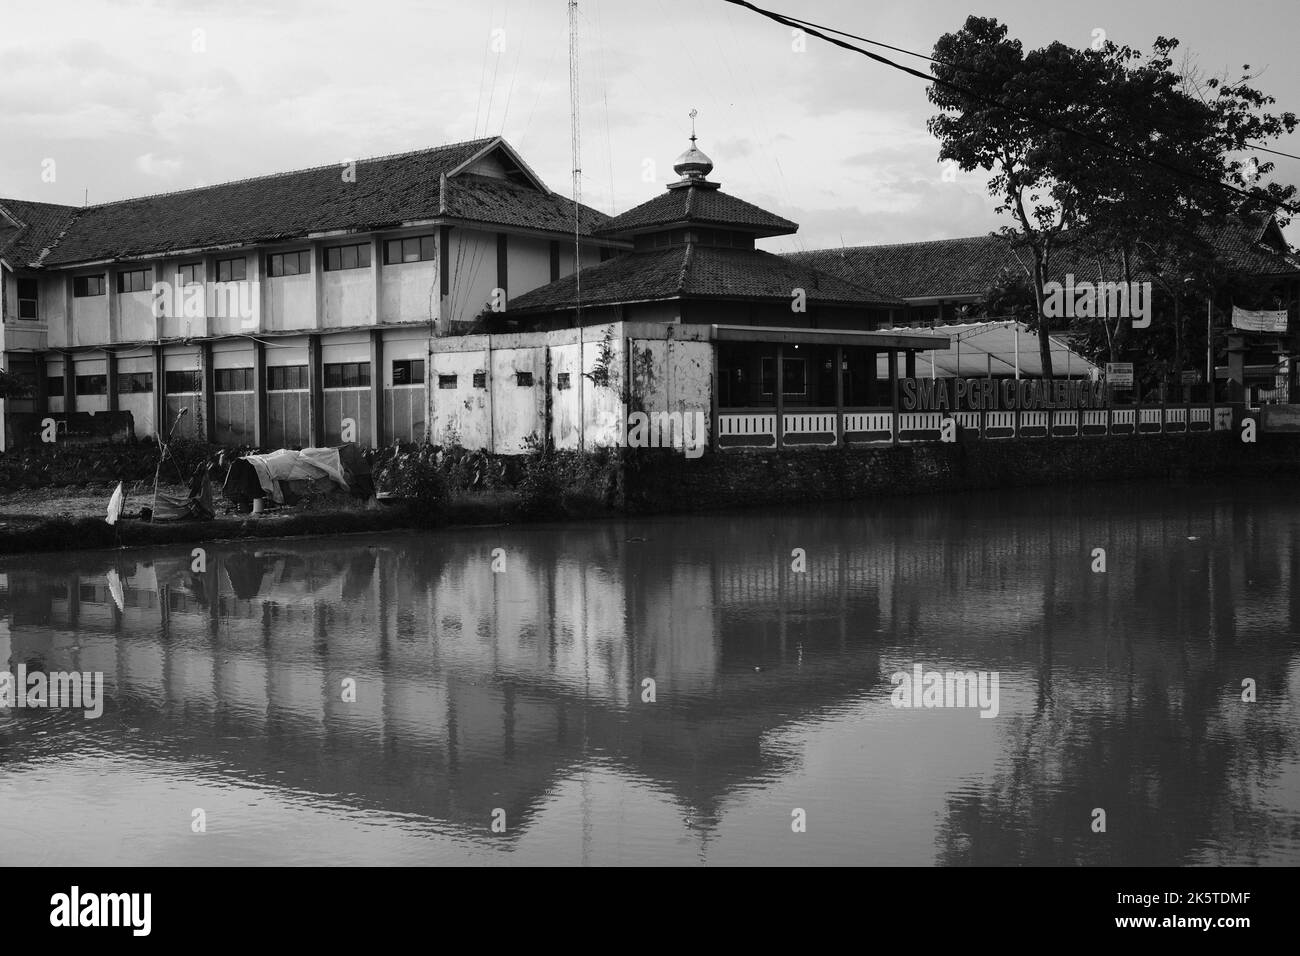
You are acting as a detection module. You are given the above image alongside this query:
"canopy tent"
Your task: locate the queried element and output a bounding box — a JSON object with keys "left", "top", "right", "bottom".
{"left": 877, "top": 320, "right": 1099, "bottom": 379}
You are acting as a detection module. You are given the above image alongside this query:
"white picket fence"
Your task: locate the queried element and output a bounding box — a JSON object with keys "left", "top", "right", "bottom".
{"left": 715, "top": 405, "right": 1229, "bottom": 448}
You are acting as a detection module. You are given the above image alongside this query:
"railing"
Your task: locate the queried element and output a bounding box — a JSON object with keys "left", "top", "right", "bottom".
{"left": 715, "top": 404, "right": 1234, "bottom": 449}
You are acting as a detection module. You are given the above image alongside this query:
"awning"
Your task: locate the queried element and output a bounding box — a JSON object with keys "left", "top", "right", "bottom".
{"left": 877, "top": 320, "right": 1098, "bottom": 378}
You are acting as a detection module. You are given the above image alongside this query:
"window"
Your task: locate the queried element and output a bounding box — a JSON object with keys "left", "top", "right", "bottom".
{"left": 165, "top": 370, "right": 201, "bottom": 394}
{"left": 392, "top": 359, "right": 425, "bottom": 385}
{"left": 46, "top": 375, "right": 65, "bottom": 397}
{"left": 472, "top": 372, "right": 487, "bottom": 389}
{"left": 516, "top": 371, "right": 534, "bottom": 387}
{"left": 73, "top": 275, "right": 106, "bottom": 297}
{"left": 760, "top": 357, "right": 807, "bottom": 396}
{"left": 75, "top": 374, "right": 107, "bottom": 396}
{"left": 17, "top": 278, "right": 38, "bottom": 319}
{"left": 216, "top": 257, "right": 247, "bottom": 282}
{"left": 323, "top": 362, "right": 370, "bottom": 388}
{"left": 383, "top": 235, "right": 436, "bottom": 264}
{"left": 215, "top": 368, "right": 253, "bottom": 392}
{"left": 267, "top": 366, "right": 308, "bottom": 391}
{"left": 324, "top": 243, "right": 372, "bottom": 271}
{"left": 437, "top": 374, "right": 458, "bottom": 389}
{"left": 117, "top": 372, "right": 153, "bottom": 394}
{"left": 179, "top": 263, "right": 203, "bottom": 286}
{"left": 267, "top": 250, "right": 312, "bottom": 277}
{"left": 556, "top": 372, "right": 571, "bottom": 390}
{"left": 116, "top": 269, "right": 149, "bottom": 293}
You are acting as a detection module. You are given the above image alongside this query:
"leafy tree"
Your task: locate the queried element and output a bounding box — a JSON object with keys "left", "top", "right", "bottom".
{"left": 930, "top": 17, "right": 1297, "bottom": 379}
{"left": 0, "top": 368, "right": 33, "bottom": 400}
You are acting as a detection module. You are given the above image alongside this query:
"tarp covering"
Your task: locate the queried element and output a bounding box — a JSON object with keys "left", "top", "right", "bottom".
{"left": 243, "top": 447, "right": 349, "bottom": 504}
{"left": 150, "top": 473, "right": 215, "bottom": 522}
{"left": 224, "top": 444, "right": 371, "bottom": 505}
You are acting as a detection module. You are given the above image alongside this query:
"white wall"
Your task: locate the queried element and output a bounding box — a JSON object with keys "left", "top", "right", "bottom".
{"left": 117, "top": 354, "right": 155, "bottom": 437}
{"left": 429, "top": 347, "right": 491, "bottom": 450}
{"left": 322, "top": 267, "right": 374, "bottom": 328}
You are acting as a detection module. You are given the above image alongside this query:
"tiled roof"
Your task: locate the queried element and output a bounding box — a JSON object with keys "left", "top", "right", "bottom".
{"left": 593, "top": 183, "right": 797, "bottom": 237}
{"left": 508, "top": 245, "right": 904, "bottom": 313}
{"left": 789, "top": 218, "right": 1300, "bottom": 301}
{"left": 2, "top": 138, "right": 610, "bottom": 268}
{"left": 0, "top": 198, "right": 80, "bottom": 267}
{"left": 441, "top": 174, "right": 609, "bottom": 234}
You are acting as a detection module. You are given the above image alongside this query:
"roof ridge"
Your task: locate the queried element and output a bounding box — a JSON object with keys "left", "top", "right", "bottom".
{"left": 676, "top": 242, "right": 695, "bottom": 295}
{"left": 67, "top": 137, "right": 500, "bottom": 212}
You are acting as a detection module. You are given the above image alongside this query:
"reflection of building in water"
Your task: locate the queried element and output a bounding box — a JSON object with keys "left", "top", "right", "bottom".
{"left": 2, "top": 485, "right": 1297, "bottom": 858}
{"left": 0, "top": 528, "right": 886, "bottom": 839}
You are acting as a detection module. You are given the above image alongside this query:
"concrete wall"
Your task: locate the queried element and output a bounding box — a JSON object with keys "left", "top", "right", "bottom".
{"left": 380, "top": 251, "right": 436, "bottom": 325}
{"left": 446, "top": 229, "right": 499, "bottom": 327}
{"left": 70, "top": 280, "right": 109, "bottom": 346}
{"left": 117, "top": 353, "right": 155, "bottom": 438}
{"left": 423, "top": 323, "right": 714, "bottom": 455}
{"left": 322, "top": 265, "right": 374, "bottom": 328}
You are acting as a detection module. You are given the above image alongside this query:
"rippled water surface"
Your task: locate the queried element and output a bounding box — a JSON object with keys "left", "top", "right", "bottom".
{"left": 1, "top": 480, "right": 1297, "bottom": 865}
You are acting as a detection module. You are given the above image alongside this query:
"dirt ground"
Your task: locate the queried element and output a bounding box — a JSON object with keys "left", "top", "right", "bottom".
{"left": 0, "top": 479, "right": 380, "bottom": 531}
{"left": 0, "top": 481, "right": 188, "bottom": 524}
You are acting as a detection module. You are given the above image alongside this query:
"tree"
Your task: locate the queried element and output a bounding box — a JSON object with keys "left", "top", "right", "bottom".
{"left": 929, "top": 18, "right": 1109, "bottom": 379}
{"left": 930, "top": 18, "right": 1297, "bottom": 380}
{"left": 0, "top": 368, "right": 33, "bottom": 400}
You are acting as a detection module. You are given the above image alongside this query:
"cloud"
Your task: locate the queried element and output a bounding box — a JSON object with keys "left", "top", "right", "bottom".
{"left": 135, "top": 153, "right": 185, "bottom": 178}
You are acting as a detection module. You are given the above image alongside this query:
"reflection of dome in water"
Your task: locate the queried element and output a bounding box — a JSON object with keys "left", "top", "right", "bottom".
{"left": 673, "top": 137, "right": 714, "bottom": 180}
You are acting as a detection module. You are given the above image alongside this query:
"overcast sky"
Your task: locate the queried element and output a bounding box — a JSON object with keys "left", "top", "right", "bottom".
{"left": 2, "top": 0, "right": 1296, "bottom": 253}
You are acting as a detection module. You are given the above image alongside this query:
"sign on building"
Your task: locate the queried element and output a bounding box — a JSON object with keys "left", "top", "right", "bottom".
{"left": 1231, "top": 307, "right": 1289, "bottom": 334}
{"left": 1106, "top": 363, "right": 1134, "bottom": 388}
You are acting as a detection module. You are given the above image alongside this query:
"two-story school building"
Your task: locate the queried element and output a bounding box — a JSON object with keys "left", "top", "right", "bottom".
{"left": 0, "top": 137, "right": 620, "bottom": 451}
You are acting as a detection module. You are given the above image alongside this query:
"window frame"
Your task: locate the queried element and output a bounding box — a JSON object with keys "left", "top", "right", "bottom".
{"left": 323, "top": 361, "right": 371, "bottom": 389}
{"left": 267, "top": 250, "right": 312, "bottom": 278}
{"left": 16, "top": 277, "right": 39, "bottom": 319}
{"left": 73, "top": 274, "right": 106, "bottom": 298}
{"left": 324, "top": 243, "right": 372, "bottom": 272}
{"left": 392, "top": 359, "right": 425, "bottom": 386}
{"left": 214, "top": 368, "right": 254, "bottom": 393}
{"left": 267, "top": 365, "right": 309, "bottom": 391}
{"left": 216, "top": 257, "right": 247, "bottom": 282}
{"left": 382, "top": 235, "right": 436, "bottom": 265}
{"left": 116, "top": 269, "right": 150, "bottom": 294}
{"left": 116, "top": 371, "right": 154, "bottom": 394}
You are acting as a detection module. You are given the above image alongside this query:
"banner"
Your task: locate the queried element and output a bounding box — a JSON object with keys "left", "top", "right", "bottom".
{"left": 899, "top": 377, "right": 1107, "bottom": 412}
{"left": 1231, "top": 307, "right": 1288, "bottom": 333}
{"left": 1105, "top": 363, "right": 1134, "bottom": 388}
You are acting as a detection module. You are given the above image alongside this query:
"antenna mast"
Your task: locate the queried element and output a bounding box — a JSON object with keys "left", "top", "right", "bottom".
{"left": 569, "top": 0, "right": 582, "bottom": 327}
{"left": 569, "top": 0, "right": 584, "bottom": 451}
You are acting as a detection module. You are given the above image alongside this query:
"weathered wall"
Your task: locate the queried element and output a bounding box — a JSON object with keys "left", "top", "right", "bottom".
{"left": 620, "top": 433, "right": 1300, "bottom": 513}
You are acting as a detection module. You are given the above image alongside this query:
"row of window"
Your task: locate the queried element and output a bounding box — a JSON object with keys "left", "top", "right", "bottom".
{"left": 64, "top": 237, "right": 437, "bottom": 298}
{"left": 44, "top": 362, "right": 549, "bottom": 396}
{"left": 47, "top": 360, "right": 584, "bottom": 393}
{"left": 438, "top": 372, "right": 533, "bottom": 389}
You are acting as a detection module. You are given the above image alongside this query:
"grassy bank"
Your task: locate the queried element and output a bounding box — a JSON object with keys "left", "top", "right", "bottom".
{"left": 0, "top": 489, "right": 532, "bottom": 557}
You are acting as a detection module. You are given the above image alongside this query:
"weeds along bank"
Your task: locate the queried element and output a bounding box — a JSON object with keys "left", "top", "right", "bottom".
{"left": 2, "top": 433, "right": 1298, "bottom": 556}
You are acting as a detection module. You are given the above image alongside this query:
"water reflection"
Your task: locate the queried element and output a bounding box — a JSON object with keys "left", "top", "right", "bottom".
{"left": 1, "top": 481, "right": 1298, "bottom": 865}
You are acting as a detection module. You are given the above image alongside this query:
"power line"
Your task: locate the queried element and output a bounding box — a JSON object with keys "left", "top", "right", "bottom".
{"left": 780, "top": 12, "right": 1300, "bottom": 164}
{"left": 723, "top": 0, "right": 1299, "bottom": 212}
